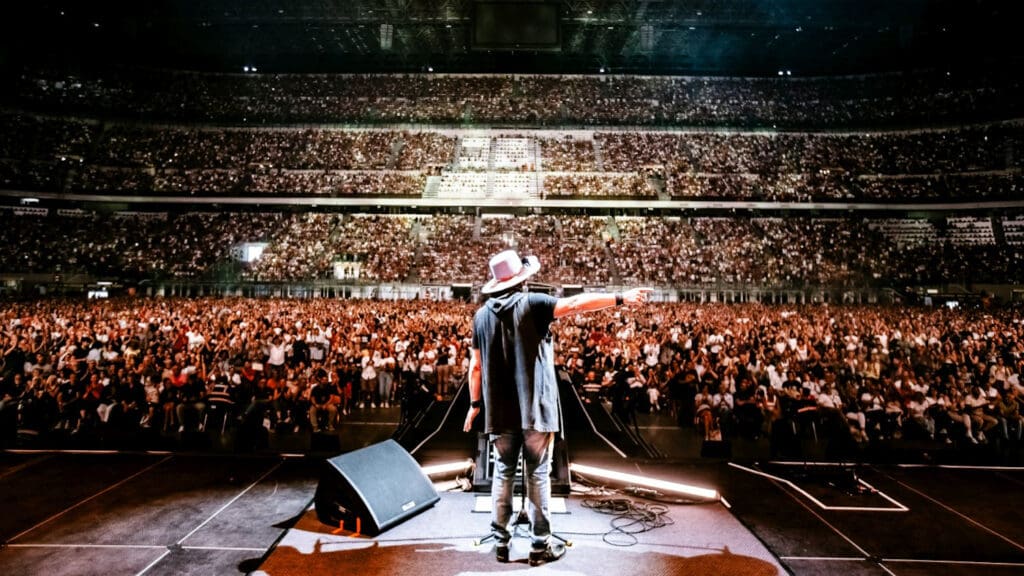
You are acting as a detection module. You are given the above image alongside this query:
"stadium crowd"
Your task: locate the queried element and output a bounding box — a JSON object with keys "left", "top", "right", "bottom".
{"left": 244, "top": 214, "right": 415, "bottom": 282}
{"left": 1, "top": 67, "right": 1022, "bottom": 456}
{"left": 10, "top": 68, "right": 1023, "bottom": 127}
{"left": 1, "top": 210, "right": 1022, "bottom": 286}
{"left": 1, "top": 297, "right": 1021, "bottom": 453}
{"left": 2, "top": 109, "right": 1021, "bottom": 201}
{"left": 554, "top": 301, "right": 1024, "bottom": 448}
{"left": 596, "top": 127, "right": 1022, "bottom": 175}
{"left": 416, "top": 215, "right": 609, "bottom": 286}
{"left": 544, "top": 174, "right": 655, "bottom": 198}
{"left": 537, "top": 136, "right": 597, "bottom": 171}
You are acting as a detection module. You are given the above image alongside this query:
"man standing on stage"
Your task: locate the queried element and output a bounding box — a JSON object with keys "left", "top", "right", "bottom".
{"left": 463, "top": 249, "right": 650, "bottom": 565}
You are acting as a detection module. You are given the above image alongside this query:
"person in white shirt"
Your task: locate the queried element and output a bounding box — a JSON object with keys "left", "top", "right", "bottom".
{"left": 266, "top": 335, "right": 289, "bottom": 380}
{"left": 990, "top": 357, "right": 1011, "bottom": 387}
{"left": 965, "top": 385, "right": 998, "bottom": 443}
{"left": 308, "top": 328, "right": 327, "bottom": 362}
{"left": 712, "top": 382, "right": 734, "bottom": 437}
{"left": 695, "top": 383, "right": 716, "bottom": 440}
{"left": 643, "top": 339, "right": 660, "bottom": 369}
{"left": 418, "top": 345, "right": 437, "bottom": 393}
{"left": 400, "top": 348, "right": 419, "bottom": 391}
{"left": 816, "top": 383, "right": 843, "bottom": 420}
{"left": 906, "top": 391, "right": 935, "bottom": 439}
{"left": 377, "top": 347, "right": 396, "bottom": 408}
{"left": 360, "top": 350, "right": 377, "bottom": 409}
{"left": 647, "top": 383, "right": 661, "bottom": 412}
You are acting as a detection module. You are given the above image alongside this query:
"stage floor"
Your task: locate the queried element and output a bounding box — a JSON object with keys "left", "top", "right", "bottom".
{"left": 257, "top": 490, "right": 783, "bottom": 576}
{"left": 0, "top": 451, "right": 783, "bottom": 576}
{"left": 1, "top": 413, "right": 1022, "bottom": 575}
{"left": 0, "top": 452, "right": 318, "bottom": 576}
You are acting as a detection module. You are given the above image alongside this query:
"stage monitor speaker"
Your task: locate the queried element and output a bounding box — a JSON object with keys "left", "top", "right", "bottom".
{"left": 314, "top": 439, "right": 439, "bottom": 535}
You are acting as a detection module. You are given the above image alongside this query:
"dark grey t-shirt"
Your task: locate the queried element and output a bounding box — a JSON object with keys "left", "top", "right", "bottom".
{"left": 472, "top": 291, "right": 561, "bottom": 434}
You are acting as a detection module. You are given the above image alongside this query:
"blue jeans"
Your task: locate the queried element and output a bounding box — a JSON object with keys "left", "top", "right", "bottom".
{"left": 377, "top": 371, "right": 393, "bottom": 403}
{"left": 490, "top": 430, "right": 554, "bottom": 549}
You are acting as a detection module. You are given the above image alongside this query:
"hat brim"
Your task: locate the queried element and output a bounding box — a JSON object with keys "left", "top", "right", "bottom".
{"left": 481, "top": 255, "right": 541, "bottom": 294}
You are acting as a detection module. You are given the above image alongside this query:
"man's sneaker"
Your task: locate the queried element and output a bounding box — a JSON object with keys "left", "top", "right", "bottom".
{"left": 529, "top": 543, "right": 566, "bottom": 566}
{"left": 494, "top": 543, "right": 510, "bottom": 563}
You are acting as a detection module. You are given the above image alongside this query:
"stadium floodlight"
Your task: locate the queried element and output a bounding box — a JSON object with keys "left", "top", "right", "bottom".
{"left": 243, "top": 66, "right": 250, "bottom": 72}
{"left": 640, "top": 24, "right": 654, "bottom": 51}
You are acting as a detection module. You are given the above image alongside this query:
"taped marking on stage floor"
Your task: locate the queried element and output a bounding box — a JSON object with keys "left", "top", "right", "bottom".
{"left": 728, "top": 462, "right": 909, "bottom": 512}
{"left": 8, "top": 455, "right": 174, "bottom": 543}
{"left": 872, "top": 467, "right": 1024, "bottom": 553}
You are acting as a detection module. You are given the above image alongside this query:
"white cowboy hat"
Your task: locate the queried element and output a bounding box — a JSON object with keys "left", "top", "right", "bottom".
{"left": 481, "top": 249, "right": 541, "bottom": 294}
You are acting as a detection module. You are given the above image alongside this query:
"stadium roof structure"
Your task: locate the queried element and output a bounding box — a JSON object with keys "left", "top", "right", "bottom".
{"left": 1, "top": 0, "right": 1021, "bottom": 76}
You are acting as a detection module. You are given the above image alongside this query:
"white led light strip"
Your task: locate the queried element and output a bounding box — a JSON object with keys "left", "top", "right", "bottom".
{"left": 420, "top": 459, "right": 474, "bottom": 476}
{"left": 569, "top": 462, "right": 719, "bottom": 500}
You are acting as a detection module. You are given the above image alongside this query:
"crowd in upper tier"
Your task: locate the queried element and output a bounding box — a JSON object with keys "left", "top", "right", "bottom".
{"left": 0, "top": 110, "right": 1021, "bottom": 201}
{"left": 10, "top": 68, "right": 1023, "bottom": 127}
{"left": 0, "top": 210, "right": 1022, "bottom": 287}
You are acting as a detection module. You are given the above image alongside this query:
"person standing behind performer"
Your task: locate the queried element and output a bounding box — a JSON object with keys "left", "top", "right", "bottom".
{"left": 463, "top": 249, "right": 650, "bottom": 566}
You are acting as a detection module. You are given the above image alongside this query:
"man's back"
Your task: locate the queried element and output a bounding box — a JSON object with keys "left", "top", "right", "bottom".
{"left": 472, "top": 291, "right": 559, "bottom": 434}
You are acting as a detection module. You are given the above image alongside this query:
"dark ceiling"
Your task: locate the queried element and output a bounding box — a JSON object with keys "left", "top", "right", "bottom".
{"left": 2, "top": 0, "right": 1020, "bottom": 76}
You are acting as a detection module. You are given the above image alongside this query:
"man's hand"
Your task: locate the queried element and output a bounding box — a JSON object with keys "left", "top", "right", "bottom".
{"left": 463, "top": 406, "right": 479, "bottom": 432}
{"left": 622, "top": 287, "right": 654, "bottom": 306}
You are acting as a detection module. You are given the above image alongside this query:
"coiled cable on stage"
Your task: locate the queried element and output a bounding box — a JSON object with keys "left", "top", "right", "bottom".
{"left": 579, "top": 496, "right": 674, "bottom": 547}
{"left": 562, "top": 472, "right": 718, "bottom": 546}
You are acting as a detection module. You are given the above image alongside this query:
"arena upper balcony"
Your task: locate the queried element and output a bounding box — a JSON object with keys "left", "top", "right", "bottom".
{"left": 1, "top": 107, "right": 1022, "bottom": 210}
{"left": 7, "top": 67, "right": 1024, "bottom": 130}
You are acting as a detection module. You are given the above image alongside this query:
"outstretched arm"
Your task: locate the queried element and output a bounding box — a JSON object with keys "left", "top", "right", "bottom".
{"left": 462, "top": 347, "right": 483, "bottom": 432}
{"left": 553, "top": 287, "right": 653, "bottom": 319}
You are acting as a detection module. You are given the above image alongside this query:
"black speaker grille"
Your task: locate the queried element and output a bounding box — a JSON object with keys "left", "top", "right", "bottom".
{"left": 315, "top": 439, "right": 440, "bottom": 534}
